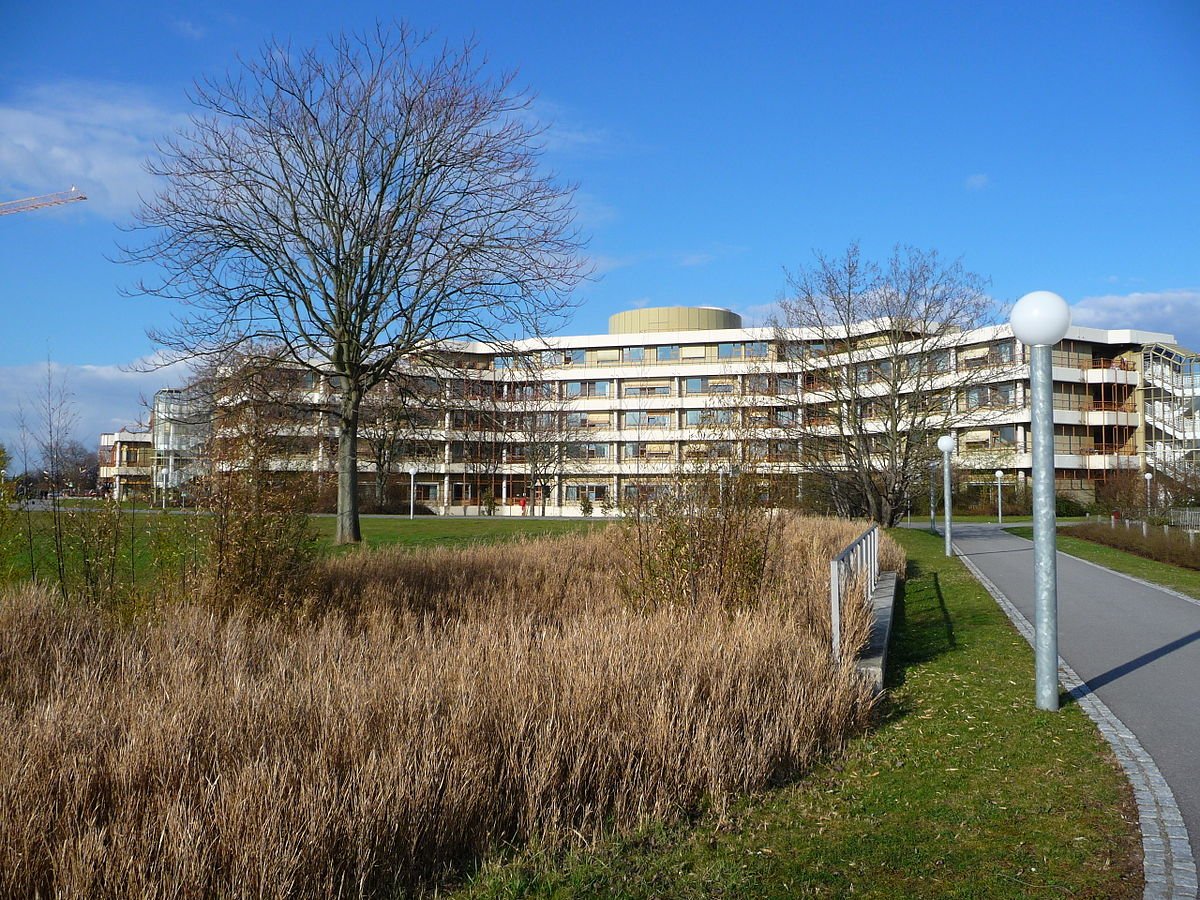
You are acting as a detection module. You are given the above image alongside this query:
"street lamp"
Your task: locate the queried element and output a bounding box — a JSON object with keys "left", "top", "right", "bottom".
{"left": 929, "top": 460, "right": 938, "bottom": 533}
{"left": 937, "top": 434, "right": 955, "bottom": 557}
{"left": 1011, "top": 289, "right": 1072, "bottom": 712}
{"left": 407, "top": 466, "right": 419, "bottom": 520}
{"left": 995, "top": 469, "right": 1005, "bottom": 526}
{"left": 1144, "top": 471, "right": 1153, "bottom": 513}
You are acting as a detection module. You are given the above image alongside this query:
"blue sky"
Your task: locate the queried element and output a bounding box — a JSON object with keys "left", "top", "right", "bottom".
{"left": 1, "top": 0, "right": 1198, "bottom": 451}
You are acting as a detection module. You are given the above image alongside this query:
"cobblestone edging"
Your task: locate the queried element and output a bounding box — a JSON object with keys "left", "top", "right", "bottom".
{"left": 956, "top": 548, "right": 1198, "bottom": 900}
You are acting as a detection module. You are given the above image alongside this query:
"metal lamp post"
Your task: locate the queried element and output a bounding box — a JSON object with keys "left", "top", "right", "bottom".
{"left": 929, "top": 461, "right": 938, "bottom": 533}
{"left": 995, "top": 469, "right": 1004, "bottom": 526}
{"left": 937, "top": 434, "right": 955, "bottom": 556}
{"left": 407, "top": 466, "right": 418, "bottom": 520}
{"left": 1144, "top": 471, "right": 1153, "bottom": 514}
{"left": 1011, "top": 290, "right": 1072, "bottom": 712}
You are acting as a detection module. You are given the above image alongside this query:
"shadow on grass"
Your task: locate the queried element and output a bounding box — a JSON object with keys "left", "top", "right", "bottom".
{"left": 880, "top": 558, "right": 959, "bottom": 720}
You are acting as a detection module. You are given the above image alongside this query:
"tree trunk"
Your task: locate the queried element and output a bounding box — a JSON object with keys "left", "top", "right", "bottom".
{"left": 336, "top": 393, "right": 361, "bottom": 544}
{"left": 374, "top": 471, "right": 386, "bottom": 510}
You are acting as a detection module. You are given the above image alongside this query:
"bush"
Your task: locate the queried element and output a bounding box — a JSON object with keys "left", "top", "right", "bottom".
{"left": 199, "top": 472, "right": 319, "bottom": 613}
{"left": 579, "top": 493, "right": 594, "bottom": 517}
{"left": 1056, "top": 496, "right": 1088, "bottom": 518}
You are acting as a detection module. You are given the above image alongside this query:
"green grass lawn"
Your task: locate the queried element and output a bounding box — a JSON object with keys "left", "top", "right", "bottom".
{"left": 449, "top": 527, "right": 1141, "bottom": 899}
{"left": 1, "top": 510, "right": 609, "bottom": 582}
{"left": 309, "top": 514, "right": 608, "bottom": 551}
{"left": 1007, "top": 524, "right": 1200, "bottom": 600}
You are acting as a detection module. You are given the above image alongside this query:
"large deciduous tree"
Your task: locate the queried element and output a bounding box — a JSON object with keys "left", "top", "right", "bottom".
{"left": 125, "top": 24, "right": 586, "bottom": 542}
{"left": 776, "top": 243, "right": 998, "bottom": 526}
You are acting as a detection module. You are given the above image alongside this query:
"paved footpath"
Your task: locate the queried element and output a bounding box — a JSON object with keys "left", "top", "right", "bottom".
{"left": 949, "top": 523, "right": 1200, "bottom": 898}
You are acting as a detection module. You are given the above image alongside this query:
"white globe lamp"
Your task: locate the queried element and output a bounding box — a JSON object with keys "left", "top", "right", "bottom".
{"left": 1011, "top": 291, "right": 1071, "bottom": 347}
{"left": 936, "top": 434, "right": 955, "bottom": 454}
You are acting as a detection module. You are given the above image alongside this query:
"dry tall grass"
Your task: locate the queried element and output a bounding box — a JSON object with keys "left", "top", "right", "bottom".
{"left": 0, "top": 517, "right": 901, "bottom": 898}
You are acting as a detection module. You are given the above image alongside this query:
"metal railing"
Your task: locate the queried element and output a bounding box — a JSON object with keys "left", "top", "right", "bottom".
{"left": 829, "top": 524, "right": 880, "bottom": 661}
{"left": 1169, "top": 508, "right": 1200, "bottom": 531}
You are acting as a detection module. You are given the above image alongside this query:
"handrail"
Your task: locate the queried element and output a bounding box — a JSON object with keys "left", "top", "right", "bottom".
{"left": 829, "top": 524, "right": 880, "bottom": 662}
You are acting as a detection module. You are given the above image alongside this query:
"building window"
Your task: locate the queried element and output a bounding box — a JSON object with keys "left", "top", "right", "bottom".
{"left": 624, "top": 347, "right": 645, "bottom": 363}
{"left": 683, "top": 408, "right": 733, "bottom": 427}
{"left": 745, "top": 341, "right": 768, "bottom": 359}
{"left": 566, "top": 442, "right": 609, "bottom": 460}
{"left": 565, "top": 484, "right": 609, "bottom": 501}
{"left": 717, "top": 343, "right": 740, "bottom": 360}
{"left": 623, "top": 442, "right": 673, "bottom": 460}
{"left": 655, "top": 345, "right": 680, "bottom": 362}
{"left": 624, "top": 410, "right": 671, "bottom": 428}
{"left": 565, "top": 380, "right": 609, "bottom": 398}
{"left": 683, "top": 377, "right": 735, "bottom": 395}
{"left": 624, "top": 382, "right": 671, "bottom": 397}
{"left": 744, "top": 374, "right": 770, "bottom": 394}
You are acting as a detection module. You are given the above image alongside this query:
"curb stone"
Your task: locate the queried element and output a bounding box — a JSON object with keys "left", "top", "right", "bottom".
{"left": 856, "top": 571, "right": 898, "bottom": 695}
{"left": 955, "top": 544, "right": 1198, "bottom": 900}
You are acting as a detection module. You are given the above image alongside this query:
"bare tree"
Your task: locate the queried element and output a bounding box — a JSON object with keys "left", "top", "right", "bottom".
{"left": 448, "top": 372, "right": 504, "bottom": 515}
{"left": 360, "top": 372, "right": 442, "bottom": 511}
{"left": 776, "top": 243, "right": 999, "bottom": 525}
{"left": 124, "top": 23, "right": 586, "bottom": 542}
{"left": 505, "top": 356, "right": 570, "bottom": 516}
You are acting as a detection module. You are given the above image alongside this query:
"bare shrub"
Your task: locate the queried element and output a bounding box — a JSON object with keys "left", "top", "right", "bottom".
{"left": 0, "top": 521, "right": 902, "bottom": 897}
{"left": 615, "top": 473, "right": 781, "bottom": 612}
{"left": 197, "top": 472, "right": 319, "bottom": 613}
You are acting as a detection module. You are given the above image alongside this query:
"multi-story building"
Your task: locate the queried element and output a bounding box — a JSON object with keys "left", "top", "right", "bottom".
{"left": 98, "top": 429, "right": 154, "bottom": 500}
{"left": 150, "top": 387, "right": 211, "bottom": 502}
{"left": 137, "top": 305, "right": 1194, "bottom": 514}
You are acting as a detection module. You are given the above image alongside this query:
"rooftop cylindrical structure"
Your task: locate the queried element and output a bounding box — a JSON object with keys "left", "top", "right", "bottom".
{"left": 608, "top": 306, "right": 742, "bottom": 334}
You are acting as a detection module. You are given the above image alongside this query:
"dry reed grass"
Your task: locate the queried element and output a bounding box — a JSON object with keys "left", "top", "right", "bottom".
{"left": 0, "top": 516, "right": 901, "bottom": 898}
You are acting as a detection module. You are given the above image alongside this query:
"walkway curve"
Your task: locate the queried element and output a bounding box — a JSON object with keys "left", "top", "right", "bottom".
{"left": 945, "top": 523, "right": 1198, "bottom": 900}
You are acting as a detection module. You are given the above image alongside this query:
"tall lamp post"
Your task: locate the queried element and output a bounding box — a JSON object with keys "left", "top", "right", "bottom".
{"left": 1011, "top": 290, "right": 1072, "bottom": 712}
{"left": 407, "top": 466, "right": 418, "bottom": 520}
{"left": 929, "top": 460, "right": 938, "bottom": 533}
{"left": 1144, "top": 471, "right": 1153, "bottom": 514}
{"left": 995, "top": 469, "right": 1004, "bottom": 526}
{"left": 937, "top": 434, "right": 955, "bottom": 556}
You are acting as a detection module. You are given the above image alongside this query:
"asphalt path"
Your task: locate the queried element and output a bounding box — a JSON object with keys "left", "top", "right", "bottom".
{"left": 949, "top": 522, "right": 1200, "bottom": 865}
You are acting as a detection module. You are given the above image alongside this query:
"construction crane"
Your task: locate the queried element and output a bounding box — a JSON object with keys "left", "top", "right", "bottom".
{"left": 0, "top": 187, "right": 87, "bottom": 216}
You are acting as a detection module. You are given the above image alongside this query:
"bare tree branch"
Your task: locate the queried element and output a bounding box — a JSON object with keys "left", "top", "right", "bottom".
{"left": 775, "top": 243, "right": 1002, "bottom": 525}
{"left": 122, "top": 23, "right": 587, "bottom": 541}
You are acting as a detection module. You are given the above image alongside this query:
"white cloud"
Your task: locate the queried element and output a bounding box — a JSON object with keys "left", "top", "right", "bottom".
{"left": 678, "top": 252, "right": 716, "bottom": 268}
{"left": 170, "top": 19, "right": 207, "bottom": 40}
{"left": 586, "top": 254, "right": 636, "bottom": 276}
{"left": 524, "top": 99, "right": 613, "bottom": 156}
{"left": 1070, "top": 289, "right": 1200, "bottom": 348}
{"left": 964, "top": 173, "right": 990, "bottom": 191}
{"left": 734, "top": 300, "right": 784, "bottom": 327}
{"left": 0, "top": 81, "right": 188, "bottom": 219}
{"left": 0, "top": 356, "right": 191, "bottom": 465}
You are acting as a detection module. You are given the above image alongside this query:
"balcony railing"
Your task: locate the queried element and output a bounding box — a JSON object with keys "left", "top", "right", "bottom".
{"left": 1082, "top": 358, "right": 1135, "bottom": 371}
